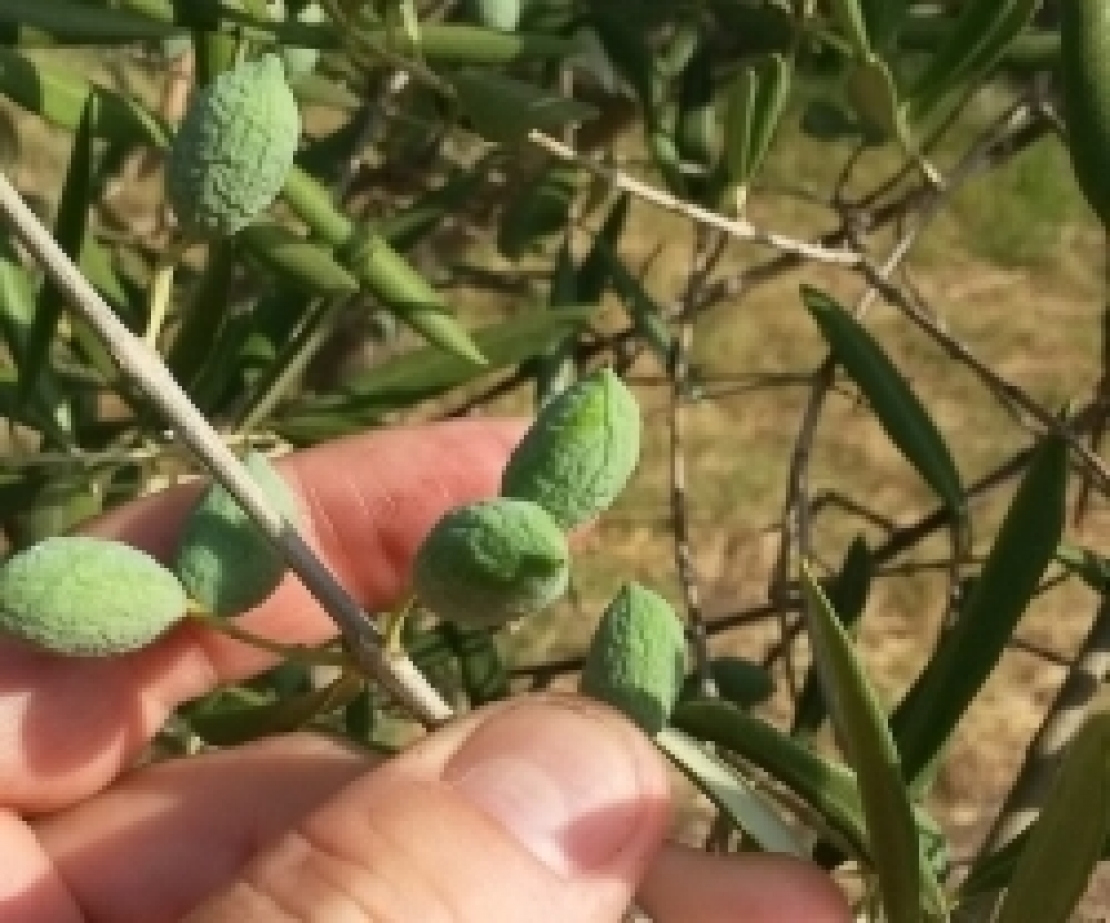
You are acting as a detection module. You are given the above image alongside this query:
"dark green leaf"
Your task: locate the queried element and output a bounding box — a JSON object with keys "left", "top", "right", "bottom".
{"left": 907, "top": 0, "right": 1041, "bottom": 123}
{"left": 793, "top": 536, "right": 874, "bottom": 738}
{"left": 338, "top": 229, "right": 486, "bottom": 366}
{"left": 891, "top": 434, "right": 1069, "bottom": 782}
{"left": 656, "top": 726, "right": 808, "bottom": 856}
{"left": 167, "top": 242, "right": 237, "bottom": 399}
{"left": 800, "top": 562, "right": 936, "bottom": 922}
{"left": 532, "top": 238, "right": 579, "bottom": 404}
{"left": 681, "top": 657, "right": 774, "bottom": 710}
{"left": 239, "top": 221, "right": 360, "bottom": 295}
{"left": 0, "top": 0, "right": 183, "bottom": 43}
{"left": 497, "top": 165, "right": 578, "bottom": 261}
{"left": 305, "top": 304, "right": 598, "bottom": 411}
{"left": 594, "top": 240, "right": 672, "bottom": 365}
{"left": 20, "top": 92, "right": 97, "bottom": 426}
{"left": 379, "top": 166, "right": 489, "bottom": 253}
{"left": 995, "top": 688, "right": 1110, "bottom": 923}
{"left": 576, "top": 193, "right": 629, "bottom": 303}
{"left": 802, "top": 285, "right": 964, "bottom": 517}
{"left": 451, "top": 69, "right": 598, "bottom": 142}
{"left": 442, "top": 623, "right": 510, "bottom": 706}
{"left": 722, "top": 52, "right": 791, "bottom": 197}
{"left": 675, "top": 697, "right": 871, "bottom": 859}
{"left": 189, "top": 672, "right": 363, "bottom": 746}
{"left": 0, "top": 48, "right": 168, "bottom": 148}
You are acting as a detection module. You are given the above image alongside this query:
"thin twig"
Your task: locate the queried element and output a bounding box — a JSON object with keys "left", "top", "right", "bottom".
{"left": 862, "top": 264, "right": 1110, "bottom": 492}
{"left": 978, "top": 597, "right": 1110, "bottom": 888}
{"left": 671, "top": 228, "right": 726, "bottom": 696}
{"left": 0, "top": 171, "right": 451, "bottom": 728}
{"left": 527, "top": 132, "right": 861, "bottom": 266}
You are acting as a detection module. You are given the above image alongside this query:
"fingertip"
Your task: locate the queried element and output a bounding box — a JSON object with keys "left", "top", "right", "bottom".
{"left": 638, "top": 845, "right": 852, "bottom": 923}
{"left": 186, "top": 695, "right": 674, "bottom": 923}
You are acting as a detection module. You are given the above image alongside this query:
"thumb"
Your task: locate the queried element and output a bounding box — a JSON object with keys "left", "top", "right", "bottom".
{"left": 184, "top": 695, "right": 672, "bottom": 923}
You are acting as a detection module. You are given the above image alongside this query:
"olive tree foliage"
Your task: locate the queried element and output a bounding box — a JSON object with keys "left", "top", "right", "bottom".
{"left": 0, "top": 0, "right": 1108, "bottom": 919}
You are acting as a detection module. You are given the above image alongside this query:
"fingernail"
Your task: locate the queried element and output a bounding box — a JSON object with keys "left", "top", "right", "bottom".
{"left": 447, "top": 700, "right": 656, "bottom": 878}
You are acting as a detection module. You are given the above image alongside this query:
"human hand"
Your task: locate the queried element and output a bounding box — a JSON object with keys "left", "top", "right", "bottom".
{"left": 0, "top": 421, "right": 850, "bottom": 922}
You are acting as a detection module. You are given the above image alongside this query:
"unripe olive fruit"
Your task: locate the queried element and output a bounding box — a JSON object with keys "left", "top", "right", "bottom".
{"left": 173, "top": 452, "right": 301, "bottom": 617}
{"left": 0, "top": 536, "right": 187, "bottom": 656}
{"left": 580, "top": 582, "right": 686, "bottom": 734}
{"left": 501, "top": 368, "right": 641, "bottom": 530}
{"left": 166, "top": 53, "right": 300, "bottom": 238}
{"left": 412, "top": 497, "right": 570, "bottom": 628}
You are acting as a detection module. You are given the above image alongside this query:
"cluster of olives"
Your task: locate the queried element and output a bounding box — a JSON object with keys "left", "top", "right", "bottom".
{"left": 0, "top": 51, "right": 689, "bottom": 737}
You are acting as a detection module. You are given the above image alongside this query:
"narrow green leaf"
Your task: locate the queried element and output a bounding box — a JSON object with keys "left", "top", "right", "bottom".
{"left": 281, "top": 169, "right": 486, "bottom": 366}
{"left": 0, "top": 0, "right": 182, "bottom": 43}
{"left": 378, "top": 167, "right": 489, "bottom": 253}
{"left": 186, "top": 303, "right": 272, "bottom": 415}
{"left": 289, "top": 72, "right": 360, "bottom": 111}
{"left": 674, "top": 45, "right": 719, "bottom": 174}
{"left": 845, "top": 53, "right": 913, "bottom": 147}
{"left": 907, "top": 0, "right": 1041, "bottom": 123}
{"left": 451, "top": 68, "right": 598, "bottom": 142}
{"left": 587, "top": 8, "right": 659, "bottom": 114}
{"left": 497, "top": 165, "right": 578, "bottom": 261}
{"left": 800, "top": 562, "right": 931, "bottom": 923}
{"left": 0, "top": 236, "right": 34, "bottom": 363}
{"left": 79, "top": 234, "right": 140, "bottom": 319}
{"left": 656, "top": 726, "right": 808, "bottom": 857}
{"left": 0, "top": 239, "right": 81, "bottom": 434}
{"left": 1056, "top": 541, "right": 1110, "bottom": 593}
{"left": 576, "top": 193, "right": 630, "bottom": 304}
{"left": 962, "top": 802, "right": 1110, "bottom": 901}
{"left": 995, "top": 688, "right": 1110, "bottom": 923}
{"left": 7, "top": 472, "right": 103, "bottom": 549}
{"left": 680, "top": 658, "right": 774, "bottom": 711}
{"left": 239, "top": 221, "right": 360, "bottom": 295}
{"left": 120, "top": 0, "right": 576, "bottom": 61}
{"left": 442, "top": 623, "right": 510, "bottom": 706}
{"left": 592, "top": 241, "right": 672, "bottom": 365}
{"left": 167, "top": 242, "right": 237, "bottom": 397}
{"left": 891, "top": 434, "right": 1069, "bottom": 782}
{"left": 373, "top": 24, "right": 577, "bottom": 64}
{"left": 802, "top": 285, "right": 964, "bottom": 517}
{"left": 793, "top": 536, "right": 874, "bottom": 738}
{"left": 0, "top": 48, "right": 168, "bottom": 148}
{"left": 723, "top": 53, "right": 791, "bottom": 198}
{"left": 339, "top": 230, "right": 486, "bottom": 366}
{"left": 859, "top": 0, "right": 912, "bottom": 52}
{"left": 674, "top": 698, "right": 870, "bottom": 858}
{"left": 532, "top": 238, "right": 579, "bottom": 404}
{"left": 829, "top": 0, "right": 873, "bottom": 57}
{"left": 20, "top": 92, "right": 97, "bottom": 421}
{"left": 306, "top": 305, "right": 598, "bottom": 412}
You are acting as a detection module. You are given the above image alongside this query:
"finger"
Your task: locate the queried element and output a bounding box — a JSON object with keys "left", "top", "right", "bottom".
{"left": 1, "top": 420, "right": 522, "bottom": 814}
{"left": 30, "top": 735, "right": 373, "bottom": 922}
{"left": 182, "top": 696, "right": 671, "bottom": 923}
{"left": 638, "top": 844, "right": 852, "bottom": 923}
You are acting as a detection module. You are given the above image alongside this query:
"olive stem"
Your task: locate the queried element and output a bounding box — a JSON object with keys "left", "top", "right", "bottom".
{"left": 383, "top": 595, "right": 416, "bottom": 657}
{"left": 187, "top": 604, "right": 354, "bottom": 669}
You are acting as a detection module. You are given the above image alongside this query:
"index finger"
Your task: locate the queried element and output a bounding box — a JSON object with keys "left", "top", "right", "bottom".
{"left": 1, "top": 419, "right": 523, "bottom": 815}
